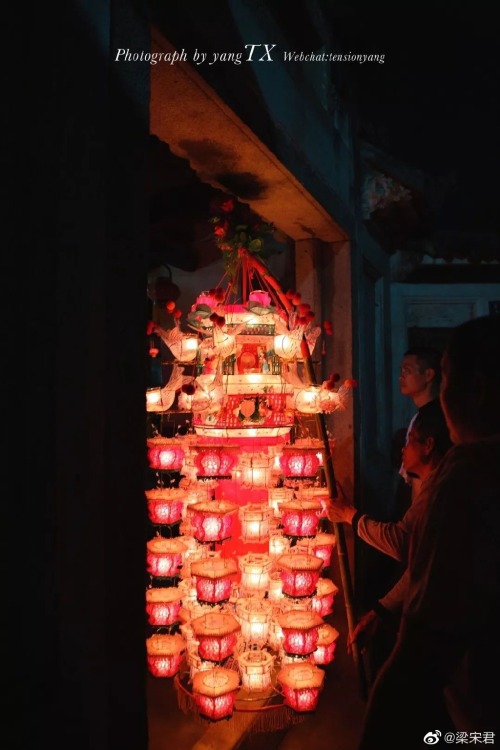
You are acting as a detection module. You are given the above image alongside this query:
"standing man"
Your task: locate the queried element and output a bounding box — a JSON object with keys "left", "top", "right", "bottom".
{"left": 398, "top": 346, "right": 442, "bottom": 498}
{"left": 356, "top": 315, "right": 500, "bottom": 748}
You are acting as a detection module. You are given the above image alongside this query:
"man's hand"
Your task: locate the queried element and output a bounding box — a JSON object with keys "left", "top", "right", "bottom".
{"left": 348, "top": 610, "right": 381, "bottom": 655}
{"left": 327, "top": 481, "right": 357, "bottom": 524}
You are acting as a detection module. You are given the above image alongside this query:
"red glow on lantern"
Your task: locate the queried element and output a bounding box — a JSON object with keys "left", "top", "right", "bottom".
{"left": 277, "top": 663, "right": 325, "bottom": 712}
{"left": 189, "top": 501, "right": 237, "bottom": 543}
{"left": 194, "top": 446, "right": 237, "bottom": 478}
{"left": 147, "top": 439, "right": 185, "bottom": 471}
{"left": 280, "top": 449, "right": 320, "bottom": 478}
{"left": 197, "top": 632, "right": 238, "bottom": 662}
{"left": 194, "top": 691, "right": 238, "bottom": 721}
{"left": 282, "top": 628, "right": 319, "bottom": 655}
{"left": 311, "top": 591, "right": 335, "bottom": 617}
{"left": 281, "top": 684, "right": 321, "bottom": 712}
{"left": 146, "top": 539, "right": 186, "bottom": 578}
{"left": 312, "top": 641, "right": 337, "bottom": 665}
{"left": 146, "top": 496, "right": 184, "bottom": 526}
{"left": 311, "top": 624, "right": 339, "bottom": 665}
{"left": 195, "top": 576, "right": 233, "bottom": 604}
{"left": 146, "top": 634, "right": 185, "bottom": 677}
{"left": 280, "top": 501, "right": 321, "bottom": 538}
{"left": 145, "top": 588, "right": 183, "bottom": 626}
{"left": 277, "top": 553, "right": 323, "bottom": 598}
{"left": 281, "top": 569, "right": 320, "bottom": 597}
{"left": 147, "top": 652, "right": 184, "bottom": 678}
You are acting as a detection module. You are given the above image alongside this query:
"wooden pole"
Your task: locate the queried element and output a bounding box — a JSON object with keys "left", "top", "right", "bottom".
{"left": 245, "top": 250, "right": 368, "bottom": 698}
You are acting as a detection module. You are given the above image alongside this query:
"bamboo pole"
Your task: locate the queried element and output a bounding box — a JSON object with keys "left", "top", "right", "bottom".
{"left": 245, "top": 251, "right": 368, "bottom": 698}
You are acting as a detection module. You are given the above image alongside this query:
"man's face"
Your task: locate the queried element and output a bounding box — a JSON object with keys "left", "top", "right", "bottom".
{"left": 398, "top": 355, "right": 429, "bottom": 398}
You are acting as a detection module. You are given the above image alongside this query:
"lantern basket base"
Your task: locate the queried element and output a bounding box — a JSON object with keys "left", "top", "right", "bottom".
{"left": 196, "top": 474, "right": 232, "bottom": 481}
{"left": 196, "top": 597, "right": 231, "bottom": 607}
{"left": 149, "top": 574, "right": 181, "bottom": 586}
{"left": 283, "top": 649, "right": 316, "bottom": 658}
{"left": 283, "top": 533, "right": 317, "bottom": 541}
{"left": 151, "top": 521, "right": 182, "bottom": 535}
{"left": 195, "top": 536, "right": 232, "bottom": 545}
{"left": 282, "top": 589, "right": 317, "bottom": 600}
{"left": 174, "top": 671, "right": 307, "bottom": 734}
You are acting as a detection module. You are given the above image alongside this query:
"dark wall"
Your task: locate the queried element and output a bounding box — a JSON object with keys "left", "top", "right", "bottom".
{"left": 11, "top": 3, "right": 150, "bottom": 749}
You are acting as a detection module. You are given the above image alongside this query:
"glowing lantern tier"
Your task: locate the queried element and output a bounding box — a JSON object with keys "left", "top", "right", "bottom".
{"left": 188, "top": 500, "right": 238, "bottom": 544}
{"left": 239, "top": 503, "right": 272, "bottom": 543}
{"left": 280, "top": 500, "right": 322, "bottom": 538}
{"left": 192, "top": 667, "right": 240, "bottom": 721}
{"left": 190, "top": 557, "right": 238, "bottom": 604}
{"left": 238, "top": 553, "right": 273, "bottom": 595}
{"left": 193, "top": 445, "right": 238, "bottom": 479}
{"left": 145, "top": 587, "right": 183, "bottom": 626}
{"left": 146, "top": 538, "right": 187, "bottom": 578}
{"left": 278, "top": 610, "right": 323, "bottom": 656}
{"left": 237, "top": 649, "right": 275, "bottom": 692}
{"left": 190, "top": 612, "right": 241, "bottom": 662}
{"left": 277, "top": 662, "right": 325, "bottom": 712}
{"left": 145, "top": 487, "right": 186, "bottom": 526}
{"left": 236, "top": 598, "right": 272, "bottom": 645}
{"left": 147, "top": 438, "right": 185, "bottom": 471}
{"left": 276, "top": 553, "right": 323, "bottom": 598}
{"left": 146, "top": 633, "right": 186, "bottom": 677}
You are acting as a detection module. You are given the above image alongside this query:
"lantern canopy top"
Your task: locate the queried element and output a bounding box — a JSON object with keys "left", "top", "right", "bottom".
{"left": 189, "top": 500, "right": 239, "bottom": 517}
{"left": 280, "top": 500, "right": 322, "bottom": 513}
{"left": 317, "top": 624, "right": 340, "bottom": 646}
{"left": 147, "top": 538, "right": 188, "bottom": 555}
{"left": 146, "top": 587, "right": 183, "bottom": 603}
{"left": 314, "top": 578, "right": 339, "bottom": 597}
{"left": 278, "top": 610, "right": 323, "bottom": 630}
{"left": 190, "top": 557, "right": 238, "bottom": 579}
{"left": 277, "top": 662, "right": 325, "bottom": 689}
{"left": 146, "top": 633, "right": 186, "bottom": 656}
{"left": 192, "top": 667, "right": 240, "bottom": 696}
{"left": 190, "top": 611, "right": 241, "bottom": 637}
{"left": 275, "top": 553, "right": 323, "bottom": 572}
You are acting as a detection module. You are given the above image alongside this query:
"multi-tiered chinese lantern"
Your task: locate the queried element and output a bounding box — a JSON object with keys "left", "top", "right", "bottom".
{"left": 143, "top": 203, "right": 356, "bottom": 727}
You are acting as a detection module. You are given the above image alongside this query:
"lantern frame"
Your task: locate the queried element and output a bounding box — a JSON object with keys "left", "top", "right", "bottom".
{"left": 192, "top": 667, "right": 240, "bottom": 721}
{"left": 276, "top": 552, "right": 323, "bottom": 598}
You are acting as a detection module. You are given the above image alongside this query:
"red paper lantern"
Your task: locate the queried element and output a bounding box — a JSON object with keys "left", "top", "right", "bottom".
{"left": 190, "top": 612, "right": 241, "bottom": 662}
{"left": 192, "top": 668, "right": 240, "bottom": 720}
{"left": 279, "top": 447, "right": 320, "bottom": 479}
{"left": 278, "top": 611, "right": 323, "bottom": 656}
{"left": 146, "top": 538, "right": 187, "bottom": 578}
{"left": 190, "top": 558, "right": 238, "bottom": 604}
{"left": 147, "top": 438, "right": 185, "bottom": 471}
{"left": 146, "top": 633, "right": 185, "bottom": 677}
{"left": 311, "top": 578, "right": 339, "bottom": 617}
{"left": 194, "top": 445, "right": 237, "bottom": 478}
{"left": 280, "top": 500, "right": 322, "bottom": 538}
{"left": 277, "top": 663, "right": 325, "bottom": 712}
{"left": 145, "top": 587, "right": 183, "bottom": 626}
{"left": 311, "top": 624, "right": 339, "bottom": 666}
{"left": 145, "top": 488, "right": 185, "bottom": 526}
{"left": 277, "top": 553, "right": 323, "bottom": 598}
{"left": 188, "top": 500, "right": 238, "bottom": 544}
